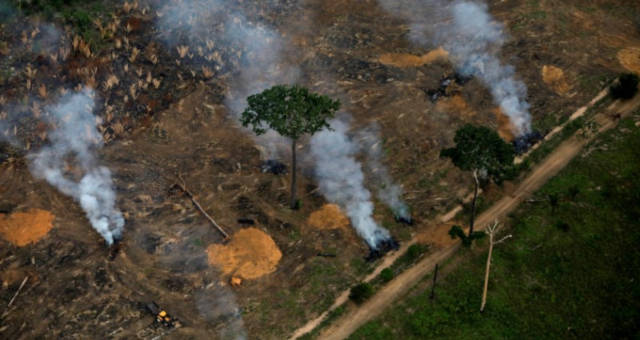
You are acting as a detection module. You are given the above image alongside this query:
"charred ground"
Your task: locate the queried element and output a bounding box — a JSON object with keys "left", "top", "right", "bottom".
{"left": 1, "top": 0, "right": 639, "bottom": 339}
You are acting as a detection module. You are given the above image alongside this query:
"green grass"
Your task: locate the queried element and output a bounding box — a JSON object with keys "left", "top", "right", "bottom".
{"left": 350, "top": 115, "right": 640, "bottom": 339}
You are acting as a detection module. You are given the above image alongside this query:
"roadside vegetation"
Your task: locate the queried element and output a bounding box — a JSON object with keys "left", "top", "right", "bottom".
{"left": 350, "top": 114, "right": 640, "bottom": 339}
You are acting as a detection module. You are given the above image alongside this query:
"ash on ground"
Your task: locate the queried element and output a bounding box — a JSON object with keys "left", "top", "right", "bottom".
{"left": 426, "top": 73, "right": 473, "bottom": 102}
{"left": 513, "top": 131, "right": 543, "bottom": 154}
{"left": 366, "top": 237, "right": 400, "bottom": 262}
{"left": 395, "top": 215, "right": 414, "bottom": 225}
{"left": 260, "top": 160, "right": 287, "bottom": 175}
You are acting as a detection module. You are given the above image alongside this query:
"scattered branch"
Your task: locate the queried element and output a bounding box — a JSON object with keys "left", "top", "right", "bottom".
{"left": 7, "top": 276, "right": 28, "bottom": 308}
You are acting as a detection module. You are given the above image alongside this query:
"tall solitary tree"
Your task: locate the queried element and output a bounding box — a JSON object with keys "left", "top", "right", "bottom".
{"left": 440, "top": 124, "right": 515, "bottom": 236}
{"left": 241, "top": 85, "right": 340, "bottom": 209}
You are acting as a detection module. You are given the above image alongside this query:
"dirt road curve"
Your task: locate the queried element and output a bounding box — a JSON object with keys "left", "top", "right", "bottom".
{"left": 313, "top": 94, "right": 640, "bottom": 340}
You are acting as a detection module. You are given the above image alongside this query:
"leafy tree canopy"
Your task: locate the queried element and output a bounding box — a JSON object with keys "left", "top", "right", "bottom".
{"left": 440, "top": 124, "right": 515, "bottom": 182}
{"left": 240, "top": 85, "right": 340, "bottom": 140}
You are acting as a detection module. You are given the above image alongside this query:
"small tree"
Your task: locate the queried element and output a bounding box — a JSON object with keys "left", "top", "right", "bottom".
{"left": 349, "top": 282, "right": 374, "bottom": 304}
{"left": 241, "top": 85, "right": 340, "bottom": 209}
{"left": 380, "top": 268, "right": 394, "bottom": 282}
{"left": 441, "top": 124, "right": 515, "bottom": 236}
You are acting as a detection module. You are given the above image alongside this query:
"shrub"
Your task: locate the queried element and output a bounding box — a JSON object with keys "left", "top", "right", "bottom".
{"left": 610, "top": 73, "right": 639, "bottom": 100}
{"left": 380, "top": 268, "right": 394, "bottom": 283}
{"left": 407, "top": 244, "right": 424, "bottom": 260}
{"left": 349, "top": 282, "right": 374, "bottom": 304}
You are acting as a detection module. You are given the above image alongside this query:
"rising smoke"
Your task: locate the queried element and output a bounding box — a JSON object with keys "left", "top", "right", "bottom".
{"left": 378, "top": 0, "right": 532, "bottom": 135}
{"left": 154, "top": 0, "right": 401, "bottom": 249}
{"left": 310, "top": 119, "right": 391, "bottom": 249}
{"left": 195, "top": 287, "right": 247, "bottom": 340}
{"left": 28, "top": 89, "right": 124, "bottom": 245}
{"left": 357, "top": 124, "right": 410, "bottom": 220}
{"left": 154, "top": 0, "right": 299, "bottom": 159}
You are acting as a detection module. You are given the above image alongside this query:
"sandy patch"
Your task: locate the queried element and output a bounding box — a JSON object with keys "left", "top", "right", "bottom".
{"left": 435, "top": 94, "right": 475, "bottom": 118}
{"left": 494, "top": 108, "right": 516, "bottom": 142}
{"left": 416, "top": 222, "right": 460, "bottom": 248}
{"left": 207, "top": 227, "right": 282, "bottom": 280}
{"left": 378, "top": 47, "right": 448, "bottom": 68}
{"left": 417, "top": 222, "right": 465, "bottom": 248}
{"left": 0, "top": 209, "right": 54, "bottom": 246}
{"left": 307, "top": 204, "right": 350, "bottom": 230}
{"left": 542, "top": 65, "right": 571, "bottom": 95}
{"left": 618, "top": 47, "right": 640, "bottom": 74}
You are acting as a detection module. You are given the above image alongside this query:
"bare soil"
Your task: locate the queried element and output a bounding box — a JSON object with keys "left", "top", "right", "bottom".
{"left": 1, "top": 0, "right": 639, "bottom": 339}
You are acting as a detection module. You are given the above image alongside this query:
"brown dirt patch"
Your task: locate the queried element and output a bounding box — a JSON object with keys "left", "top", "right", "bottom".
{"left": 542, "top": 65, "right": 571, "bottom": 95}
{"left": 618, "top": 47, "right": 640, "bottom": 74}
{"left": 494, "top": 108, "right": 516, "bottom": 142}
{"left": 206, "top": 227, "right": 282, "bottom": 280}
{"left": 378, "top": 47, "right": 448, "bottom": 68}
{"left": 0, "top": 209, "right": 54, "bottom": 246}
{"left": 417, "top": 222, "right": 465, "bottom": 248}
{"left": 307, "top": 204, "right": 350, "bottom": 230}
{"left": 435, "top": 95, "right": 475, "bottom": 118}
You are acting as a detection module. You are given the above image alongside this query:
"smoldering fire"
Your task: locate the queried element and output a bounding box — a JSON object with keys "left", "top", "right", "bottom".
{"left": 310, "top": 119, "right": 395, "bottom": 251}
{"left": 28, "top": 88, "right": 125, "bottom": 245}
{"left": 377, "top": 0, "right": 533, "bottom": 136}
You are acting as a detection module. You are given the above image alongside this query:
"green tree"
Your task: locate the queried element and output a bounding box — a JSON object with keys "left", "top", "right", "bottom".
{"left": 349, "top": 282, "right": 374, "bottom": 304}
{"left": 241, "top": 85, "right": 340, "bottom": 209}
{"left": 440, "top": 124, "right": 515, "bottom": 236}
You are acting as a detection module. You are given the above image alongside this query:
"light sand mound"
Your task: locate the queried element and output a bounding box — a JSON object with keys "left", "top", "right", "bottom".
{"left": 618, "top": 47, "right": 640, "bottom": 74}
{"left": 207, "top": 227, "right": 282, "bottom": 280}
{"left": 0, "top": 209, "right": 54, "bottom": 246}
{"left": 494, "top": 108, "right": 516, "bottom": 142}
{"left": 307, "top": 204, "right": 350, "bottom": 230}
{"left": 435, "top": 95, "right": 475, "bottom": 118}
{"left": 542, "top": 65, "right": 571, "bottom": 95}
{"left": 378, "top": 47, "right": 448, "bottom": 68}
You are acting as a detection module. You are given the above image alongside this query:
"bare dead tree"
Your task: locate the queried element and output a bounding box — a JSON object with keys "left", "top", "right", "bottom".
{"left": 480, "top": 220, "right": 512, "bottom": 312}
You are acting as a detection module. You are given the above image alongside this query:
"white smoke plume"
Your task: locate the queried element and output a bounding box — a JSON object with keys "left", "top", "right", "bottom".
{"left": 195, "top": 287, "right": 247, "bottom": 340}
{"left": 154, "top": 0, "right": 298, "bottom": 158}
{"left": 223, "top": 14, "right": 300, "bottom": 159}
{"left": 28, "top": 88, "right": 124, "bottom": 245}
{"left": 378, "top": 0, "right": 531, "bottom": 135}
{"left": 310, "top": 118, "right": 391, "bottom": 249}
{"left": 357, "top": 124, "right": 410, "bottom": 220}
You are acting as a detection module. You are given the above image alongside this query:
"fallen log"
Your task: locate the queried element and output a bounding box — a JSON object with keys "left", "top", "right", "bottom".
{"left": 174, "top": 174, "right": 230, "bottom": 241}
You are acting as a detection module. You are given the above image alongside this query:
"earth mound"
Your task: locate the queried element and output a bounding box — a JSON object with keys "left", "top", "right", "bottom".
{"left": 618, "top": 47, "right": 640, "bottom": 74}
{"left": 207, "top": 227, "right": 282, "bottom": 280}
{"left": 307, "top": 204, "right": 350, "bottom": 231}
{"left": 542, "top": 65, "right": 571, "bottom": 95}
{"left": 0, "top": 209, "right": 54, "bottom": 246}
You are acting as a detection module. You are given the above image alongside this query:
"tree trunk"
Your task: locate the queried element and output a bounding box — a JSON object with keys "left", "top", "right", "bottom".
{"left": 480, "top": 231, "right": 494, "bottom": 312}
{"left": 290, "top": 139, "right": 298, "bottom": 209}
{"left": 430, "top": 264, "right": 439, "bottom": 300}
{"left": 469, "top": 169, "right": 480, "bottom": 236}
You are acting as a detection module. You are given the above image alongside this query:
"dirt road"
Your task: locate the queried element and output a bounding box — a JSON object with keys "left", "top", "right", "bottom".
{"left": 310, "top": 94, "right": 640, "bottom": 340}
